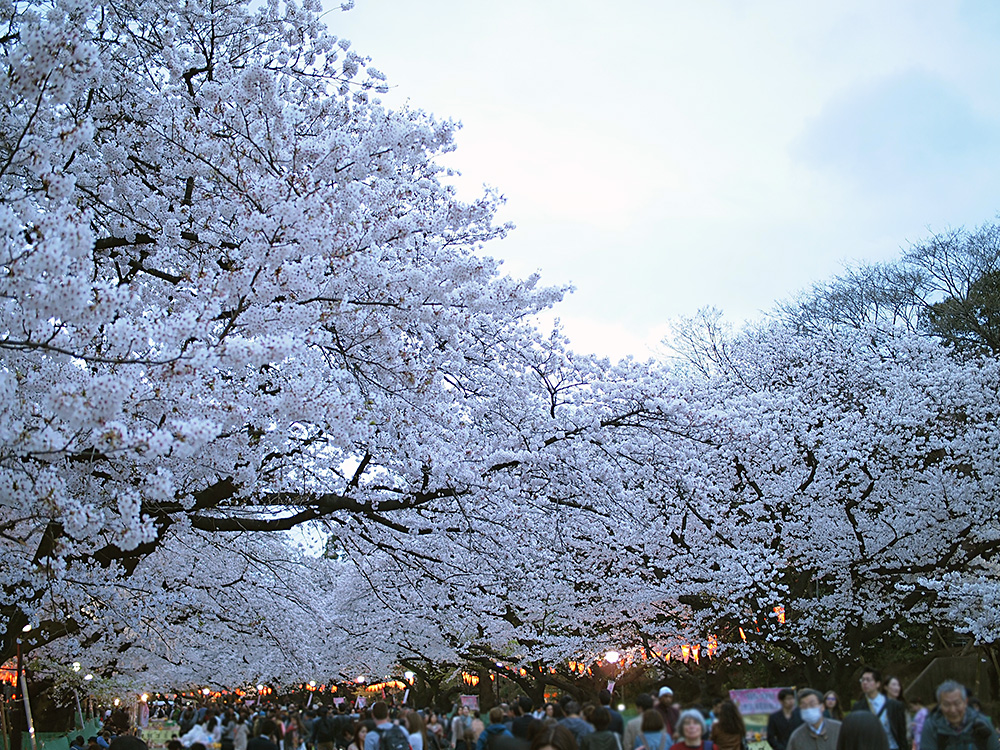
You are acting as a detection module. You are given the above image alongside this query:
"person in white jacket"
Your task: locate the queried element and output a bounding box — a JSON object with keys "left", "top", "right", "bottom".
{"left": 182, "top": 716, "right": 223, "bottom": 748}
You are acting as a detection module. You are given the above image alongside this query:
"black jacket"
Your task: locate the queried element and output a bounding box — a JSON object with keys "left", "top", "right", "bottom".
{"left": 767, "top": 709, "right": 803, "bottom": 750}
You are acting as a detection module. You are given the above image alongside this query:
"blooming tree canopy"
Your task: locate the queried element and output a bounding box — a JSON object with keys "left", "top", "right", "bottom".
{"left": 5, "top": 0, "right": 999, "bottom": 694}
{"left": 0, "top": 0, "right": 573, "bottom": 673}
{"left": 640, "top": 314, "right": 1000, "bottom": 682}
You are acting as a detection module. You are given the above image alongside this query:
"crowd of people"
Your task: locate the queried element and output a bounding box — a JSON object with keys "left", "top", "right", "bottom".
{"left": 764, "top": 668, "right": 997, "bottom": 750}
{"left": 82, "top": 669, "right": 995, "bottom": 750}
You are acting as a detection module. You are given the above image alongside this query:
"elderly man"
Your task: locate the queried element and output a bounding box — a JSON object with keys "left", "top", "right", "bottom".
{"left": 787, "top": 689, "right": 840, "bottom": 750}
{"left": 919, "top": 680, "right": 998, "bottom": 750}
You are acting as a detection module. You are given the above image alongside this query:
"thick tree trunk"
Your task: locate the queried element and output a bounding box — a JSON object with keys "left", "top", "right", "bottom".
{"left": 477, "top": 667, "right": 494, "bottom": 712}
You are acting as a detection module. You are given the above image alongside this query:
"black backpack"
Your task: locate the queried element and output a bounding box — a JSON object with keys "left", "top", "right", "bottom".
{"left": 937, "top": 720, "right": 992, "bottom": 750}
{"left": 378, "top": 726, "right": 411, "bottom": 750}
{"left": 315, "top": 716, "right": 337, "bottom": 743}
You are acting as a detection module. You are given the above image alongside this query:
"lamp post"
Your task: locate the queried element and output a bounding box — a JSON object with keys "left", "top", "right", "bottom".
{"left": 17, "top": 626, "right": 38, "bottom": 750}
{"left": 20, "top": 669, "right": 37, "bottom": 750}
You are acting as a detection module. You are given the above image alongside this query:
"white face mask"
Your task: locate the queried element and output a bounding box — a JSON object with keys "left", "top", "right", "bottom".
{"left": 801, "top": 707, "right": 823, "bottom": 725}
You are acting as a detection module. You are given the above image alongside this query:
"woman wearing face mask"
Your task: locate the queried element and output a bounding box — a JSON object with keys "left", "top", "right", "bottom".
{"left": 787, "top": 690, "right": 842, "bottom": 750}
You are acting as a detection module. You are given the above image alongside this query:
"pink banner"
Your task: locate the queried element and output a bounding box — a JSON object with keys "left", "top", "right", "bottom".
{"left": 728, "top": 687, "right": 787, "bottom": 716}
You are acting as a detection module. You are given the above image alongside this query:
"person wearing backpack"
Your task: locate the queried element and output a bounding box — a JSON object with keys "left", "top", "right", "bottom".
{"left": 635, "top": 710, "right": 671, "bottom": 750}
{"left": 475, "top": 708, "right": 515, "bottom": 750}
{"left": 580, "top": 709, "right": 621, "bottom": 750}
{"left": 365, "top": 703, "right": 411, "bottom": 750}
{"left": 918, "top": 681, "right": 999, "bottom": 750}
{"left": 314, "top": 708, "right": 338, "bottom": 750}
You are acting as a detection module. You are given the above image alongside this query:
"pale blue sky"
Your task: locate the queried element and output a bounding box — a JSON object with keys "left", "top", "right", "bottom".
{"left": 326, "top": 0, "right": 1000, "bottom": 359}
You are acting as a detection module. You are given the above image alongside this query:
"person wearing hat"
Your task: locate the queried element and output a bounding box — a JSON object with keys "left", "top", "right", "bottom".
{"left": 655, "top": 688, "right": 680, "bottom": 739}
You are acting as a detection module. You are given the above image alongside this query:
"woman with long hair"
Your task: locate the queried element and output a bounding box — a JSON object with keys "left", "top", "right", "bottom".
{"left": 884, "top": 677, "right": 903, "bottom": 702}
{"left": 710, "top": 700, "right": 746, "bottom": 750}
{"left": 836, "top": 712, "right": 888, "bottom": 750}
{"left": 823, "top": 692, "right": 844, "bottom": 722}
{"left": 406, "top": 711, "right": 428, "bottom": 750}
{"left": 347, "top": 723, "right": 368, "bottom": 750}
{"left": 426, "top": 710, "right": 447, "bottom": 749}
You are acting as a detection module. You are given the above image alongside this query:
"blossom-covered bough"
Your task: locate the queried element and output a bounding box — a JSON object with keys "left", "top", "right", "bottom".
{"left": 648, "top": 314, "right": 1000, "bottom": 683}
{"left": 0, "top": 0, "right": 583, "bottom": 679}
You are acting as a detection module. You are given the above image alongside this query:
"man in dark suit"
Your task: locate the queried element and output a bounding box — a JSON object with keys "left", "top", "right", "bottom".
{"left": 850, "top": 666, "right": 906, "bottom": 750}
{"left": 766, "top": 688, "right": 802, "bottom": 750}
{"left": 248, "top": 720, "right": 280, "bottom": 750}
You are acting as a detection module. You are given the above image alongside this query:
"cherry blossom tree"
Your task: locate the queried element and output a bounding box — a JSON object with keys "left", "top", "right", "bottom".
{"left": 0, "top": 0, "right": 574, "bottom": 671}
{"left": 648, "top": 318, "right": 1000, "bottom": 685}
